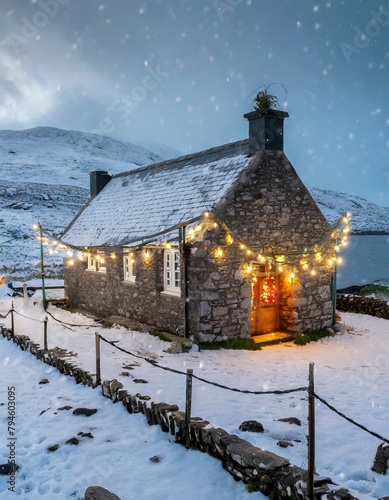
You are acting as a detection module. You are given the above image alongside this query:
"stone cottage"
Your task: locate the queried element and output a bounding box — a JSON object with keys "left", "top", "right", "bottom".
{"left": 62, "top": 108, "right": 336, "bottom": 342}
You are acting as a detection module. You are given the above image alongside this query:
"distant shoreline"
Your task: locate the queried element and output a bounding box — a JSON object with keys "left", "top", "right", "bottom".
{"left": 350, "top": 231, "right": 389, "bottom": 236}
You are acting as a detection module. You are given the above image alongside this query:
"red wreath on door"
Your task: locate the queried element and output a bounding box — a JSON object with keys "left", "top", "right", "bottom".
{"left": 260, "top": 276, "right": 277, "bottom": 304}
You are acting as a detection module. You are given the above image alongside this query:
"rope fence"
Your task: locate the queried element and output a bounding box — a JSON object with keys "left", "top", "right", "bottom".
{"left": 99, "top": 334, "right": 307, "bottom": 395}
{"left": 2, "top": 304, "right": 389, "bottom": 495}
{"left": 312, "top": 390, "right": 389, "bottom": 445}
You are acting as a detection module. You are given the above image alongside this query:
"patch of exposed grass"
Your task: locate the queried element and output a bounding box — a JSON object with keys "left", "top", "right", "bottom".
{"left": 149, "top": 330, "right": 173, "bottom": 342}
{"left": 359, "top": 283, "right": 389, "bottom": 297}
{"left": 199, "top": 338, "right": 262, "bottom": 351}
{"left": 294, "top": 328, "right": 334, "bottom": 346}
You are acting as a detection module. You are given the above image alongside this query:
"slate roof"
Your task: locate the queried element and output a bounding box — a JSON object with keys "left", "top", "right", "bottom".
{"left": 62, "top": 140, "right": 252, "bottom": 248}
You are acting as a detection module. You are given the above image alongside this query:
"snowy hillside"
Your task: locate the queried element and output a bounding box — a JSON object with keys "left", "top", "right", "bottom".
{"left": 0, "top": 126, "right": 179, "bottom": 187}
{"left": 310, "top": 187, "right": 389, "bottom": 234}
{"left": 0, "top": 126, "right": 388, "bottom": 280}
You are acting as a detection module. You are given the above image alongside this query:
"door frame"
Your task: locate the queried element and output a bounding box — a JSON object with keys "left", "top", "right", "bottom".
{"left": 251, "top": 269, "right": 280, "bottom": 335}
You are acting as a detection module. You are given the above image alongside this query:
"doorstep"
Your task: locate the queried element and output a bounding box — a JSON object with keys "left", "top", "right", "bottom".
{"left": 252, "top": 331, "right": 295, "bottom": 346}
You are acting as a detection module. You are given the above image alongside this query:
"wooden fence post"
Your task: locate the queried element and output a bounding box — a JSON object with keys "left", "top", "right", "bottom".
{"left": 307, "top": 362, "right": 315, "bottom": 499}
{"left": 95, "top": 332, "right": 101, "bottom": 387}
{"left": 185, "top": 368, "right": 193, "bottom": 447}
{"left": 43, "top": 316, "right": 48, "bottom": 350}
{"left": 11, "top": 302, "right": 15, "bottom": 338}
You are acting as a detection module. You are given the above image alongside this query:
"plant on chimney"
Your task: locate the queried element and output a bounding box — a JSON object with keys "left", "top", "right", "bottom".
{"left": 254, "top": 89, "right": 279, "bottom": 110}
{"left": 252, "top": 83, "right": 287, "bottom": 111}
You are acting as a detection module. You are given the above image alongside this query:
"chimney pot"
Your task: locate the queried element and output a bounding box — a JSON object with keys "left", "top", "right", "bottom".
{"left": 90, "top": 170, "right": 112, "bottom": 197}
{"left": 244, "top": 108, "right": 289, "bottom": 154}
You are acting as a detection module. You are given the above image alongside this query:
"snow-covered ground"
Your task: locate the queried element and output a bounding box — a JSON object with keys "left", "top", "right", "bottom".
{"left": 0, "top": 290, "right": 388, "bottom": 499}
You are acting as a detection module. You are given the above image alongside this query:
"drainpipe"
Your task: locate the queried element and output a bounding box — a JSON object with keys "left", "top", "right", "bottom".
{"left": 179, "top": 225, "right": 190, "bottom": 338}
{"left": 332, "top": 260, "right": 337, "bottom": 324}
{"left": 37, "top": 222, "right": 47, "bottom": 309}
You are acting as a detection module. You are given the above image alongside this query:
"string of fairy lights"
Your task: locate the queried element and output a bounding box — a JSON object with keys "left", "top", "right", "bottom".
{"left": 32, "top": 211, "right": 351, "bottom": 281}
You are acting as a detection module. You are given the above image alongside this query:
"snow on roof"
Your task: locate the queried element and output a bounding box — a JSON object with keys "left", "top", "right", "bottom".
{"left": 62, "top": 140, "right": 252, "bottom": 248}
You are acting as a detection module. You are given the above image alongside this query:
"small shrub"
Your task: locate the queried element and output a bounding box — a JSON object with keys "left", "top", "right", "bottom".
{"left": 254, "top": 90, "right": 278, "bottom": 110}
{"left": 149, "top": 330, "right": 172, "bottom": 342}
{"left": 199, "top": 338, "right": 262, "bottom": 351}
{"left": 293, "top": 328, "right": 333, "bottom": 346}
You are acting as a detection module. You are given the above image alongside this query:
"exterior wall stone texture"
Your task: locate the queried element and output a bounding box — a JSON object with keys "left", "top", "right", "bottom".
{"left": 64, "top": 248, "right": 185, "bottom": 335}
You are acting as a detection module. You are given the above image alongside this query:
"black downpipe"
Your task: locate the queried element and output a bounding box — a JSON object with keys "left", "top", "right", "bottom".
{"left": 179, "top": 226, "right": 190, "bottom": 338}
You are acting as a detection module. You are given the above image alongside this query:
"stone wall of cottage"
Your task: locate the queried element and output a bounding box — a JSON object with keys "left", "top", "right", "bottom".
{"left": 279, "top": 265, "right": 333, "bottom": 332}
{"left": 186, "top": 150, "right": 334, "bottom": 341}
{"left": 186, "top": 235, "right": 333, "bottom": 342}
{"left": 187, "top": 241, "right": 252, "bottom": 342}
{"left": 64, "top": 248, "right": 185, "bottom": 335}
{"left": 214, "top": 151, "right": 331, "bottom": 253}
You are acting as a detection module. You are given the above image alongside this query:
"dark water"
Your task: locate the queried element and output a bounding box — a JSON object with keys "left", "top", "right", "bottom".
{"left": 336, "top": 235, "right": 389, "bottom": 288}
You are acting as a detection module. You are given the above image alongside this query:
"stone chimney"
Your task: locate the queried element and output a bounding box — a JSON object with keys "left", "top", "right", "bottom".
{"left": 243, "top": 108, "right": 289, "bottom": 154}
{"left": 89, "top": 170, "right": 112, "bottom": 198}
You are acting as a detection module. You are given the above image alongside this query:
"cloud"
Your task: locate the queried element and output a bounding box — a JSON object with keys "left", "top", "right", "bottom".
{"left": 0, "top": 50, "right": 55, "bottom": 125}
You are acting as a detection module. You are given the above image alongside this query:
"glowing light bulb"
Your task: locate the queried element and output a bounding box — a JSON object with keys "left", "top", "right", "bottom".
{"left": 216, "top": 247, "right": 224, "bottom": 258}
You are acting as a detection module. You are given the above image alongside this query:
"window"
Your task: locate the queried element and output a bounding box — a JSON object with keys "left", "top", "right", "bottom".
{"left": 97, "top": 255, "right": 106, "bottom": 273}
{"left": 164, "top": 249, "right": 180, "bottom": 296}
{"left": 87, "top": 255, "right": 97, "bottom": 271}
{"left": 123, "top": 253, "right": 136, "bottom": 282}
{"left": 87, "top": 253, "right": 106, "bottom": 273}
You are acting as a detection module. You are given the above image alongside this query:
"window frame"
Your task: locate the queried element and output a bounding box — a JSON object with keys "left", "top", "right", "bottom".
{"left": 123, "top": 253, "right": 136, "bottom": 283}
{"left": 87, "top": 254, "right": 97, "bottom": 272}
{"left": 86, "top": 253, "right": 106, "bottom": 273}
{"left": 163, "top": 248, "right": 181, "bottom": 296}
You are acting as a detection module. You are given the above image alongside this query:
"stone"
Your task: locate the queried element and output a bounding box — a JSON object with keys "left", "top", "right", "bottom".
{"left": 0, "top": 463, "right": 19, "bottom": 475}
{"left": 326, "top": 488, "right": 358, "bottom": 499}
{"left": 136, "top": 394, "right": 151, "bottom": 401}
{"left": 277, "top": 441, "right": 294, "bottom": 448}
{"left": 133, "top": 379, "right": 148, "bottom": 384}
{"left": 39, "top": 378, "right": 49, "bottom": 384}
{"left": 66, "top": 437, "right": 80, "bottom": 445}
{"left": 78, "top": 432, "right": 94, "bottom": 439}
{"left": 73, "top": 408, "right": 98, "bottom": 417}
{"left": 277, "top": 417, "right": 301, "bottom": 426}
{"left": 239, "top": 420, "right": 264, "bottom": 433}
{"left": 57, "top": 406, "right": 73, "bottom": 411}
{"left": 47, "top": 444, "right": 60, "bottom": 452}
{"left": 332, "top": 323, "right": 342, "bottom": 333}
{"left": 166, "top": 341, "right": 183, "bottom": 354}
{"left": 372, "top": 443, "right": 389, "bottom": 474}
{"left": 149, "top": 455, "right": 161, "bottom": 463}
{"left": 84, "top": 486, "right": 121, "bottom": 500}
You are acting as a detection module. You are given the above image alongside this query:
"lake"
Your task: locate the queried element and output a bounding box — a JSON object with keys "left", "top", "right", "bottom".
{"left": 336, "top": 235, "right": 389, "bottom": 288}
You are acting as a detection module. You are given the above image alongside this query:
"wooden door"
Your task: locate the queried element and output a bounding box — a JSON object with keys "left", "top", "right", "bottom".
{"left": 251, "top": 275, "right": 280, "bottom": 334}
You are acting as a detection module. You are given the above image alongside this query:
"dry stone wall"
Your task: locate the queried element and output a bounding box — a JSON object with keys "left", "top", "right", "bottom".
{"left": 337, "top": 294, "right": 389, "bottom": 319}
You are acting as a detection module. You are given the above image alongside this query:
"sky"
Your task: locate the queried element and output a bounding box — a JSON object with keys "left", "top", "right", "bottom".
{"left": 0, "top": 0, "right": 388, "bottom": 205}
